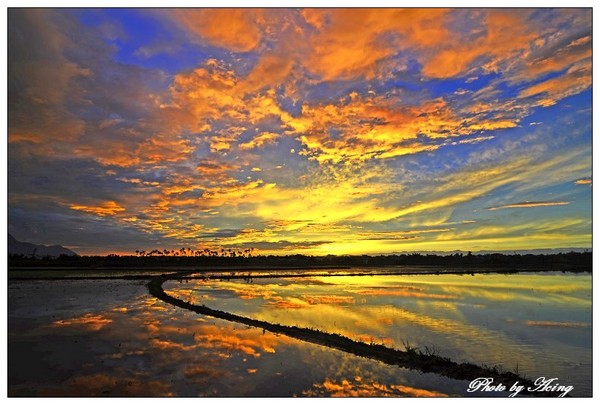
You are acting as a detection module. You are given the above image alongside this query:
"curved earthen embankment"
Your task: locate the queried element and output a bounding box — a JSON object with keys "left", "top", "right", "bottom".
{"left": 147, "top": 271, "right": 558, "bottom": 397}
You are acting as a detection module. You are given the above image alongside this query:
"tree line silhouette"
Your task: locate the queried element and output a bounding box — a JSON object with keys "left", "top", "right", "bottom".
{"left": 133, "top": 247, "right": 255, "bottom": 258}
{"left": 8, "top": 249, "right": 592, "bottom": 272}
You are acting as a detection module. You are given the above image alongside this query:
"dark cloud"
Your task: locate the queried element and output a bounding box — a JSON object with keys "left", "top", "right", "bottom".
{"left": 8, "top": 207, "right": 168, "bottom": 254}
{"left": 194, "top": 229, "right": 244, "bottom": 240}
{"left": 7, "top": 145, "right": 159, "bottom": 211}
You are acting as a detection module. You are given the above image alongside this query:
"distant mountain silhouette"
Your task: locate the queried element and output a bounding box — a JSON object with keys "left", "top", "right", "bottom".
{"left": 8, "top": 234, "right": 78, "bottom": 258}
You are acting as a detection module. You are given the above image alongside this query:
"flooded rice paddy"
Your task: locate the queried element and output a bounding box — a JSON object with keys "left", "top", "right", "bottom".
{"left": 8, "top": 269, "right": 591, "bottom": 397}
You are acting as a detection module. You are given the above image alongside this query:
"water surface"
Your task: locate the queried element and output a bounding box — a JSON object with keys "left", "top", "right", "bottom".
{"left": 8, "top": 269, "right": 591, "bottom": 397}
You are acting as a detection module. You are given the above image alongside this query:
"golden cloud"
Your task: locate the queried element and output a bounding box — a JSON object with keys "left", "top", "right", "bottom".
{"left": 301, "top": 295, "right": 356, "bottom": 305}
{"left": 357, "top": 229, "right": 453, "bottom": 240}
{"left": 265, "top": 297, "right": 309, "bottom": 309}
{"left": 355, "top": 289, "right": 458, "bottom": 300}
{"left": 239, "top": 132, "right": 280, "bottom": 150}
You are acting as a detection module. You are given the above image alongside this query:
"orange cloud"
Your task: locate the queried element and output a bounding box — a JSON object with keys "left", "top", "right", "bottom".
{"left": 423, "top": 10, "right": 538, "bottom": 78}
{"left": 117, "top": 177, "right": 160, "bottom": 187}
{"left": 151, "top": 339, "right": 191, "bottom": 351}
{"left": 73, "top": 136, "right": 140, "bottom": 168}
{"left": 137, "top": 136, "right": 195, "bottom": 164}
{"left": 515, "top": 31, "right": 591, "bottom": 83}
{"left": 150, "top": 48, "right": 530, "bottom": 178}
{"left": 171, "top": 9, "right": 264, "bottom": 52}
{"left": 161, "top": 176, "right": 202, "bottom": 196}
{"left": 155, "top": 61, "right": 295, "bottom": 157}
{"left": 170, "top": 9, "right": 455, "bottom": 82}
{"left": 196, "top": 159, "right": 235, "bottom": 182}
{"left": 299, "top": 8, "right": 591, "bottom": 88}
{"left": 70, "top": 200, "right": 126, "bottom": 216}
{"left": 73, "top": 126, "right": 197, "bottom": 168}
{"left": 298, "top": 9, "right": 556, "bottom": 82}
{"left": 291, "top": 94, "right": 517, "bottom": 164}
{"left": 140, "top": 316, "right": 285, "bottom": 359}
{"left": 192, "top": 324, "right": 283, "bottom": 357}
{"left": 575, "top": 178, "right": 591, "bottom": 185}
{"left": 52, "top": 313, "right": 113, "bottom": 331}
{"left": 9, "top": 116, "right": 86, "bottom": 145}
{"left": 240, "top": 54, "right": 295, "bottom": 94}
{"left": 302, "top": 9, "right": 450, "bottom": 80}
{"left": 158, "top": 60, "right": 243, "bottom": 130}
{"left": 518, "top": 59, "right": 592, "bottom": 107}
{"left": 304, "top": 378, "right": 448, "bottom": 397}
{"left": 183, "top": 363, "right": 224, "bottom": 380}
{"left": 201, "top": 180, "right": 277, "bottom": 207}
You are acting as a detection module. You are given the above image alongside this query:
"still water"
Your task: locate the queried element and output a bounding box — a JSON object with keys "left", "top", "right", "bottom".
{"left": 8, "top": 270, "right": 591, "bottom": 397}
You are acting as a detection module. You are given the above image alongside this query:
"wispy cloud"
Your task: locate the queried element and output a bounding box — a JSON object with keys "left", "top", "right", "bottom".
{"left": 525, "top": 320, "right": 590, "bottom": 328}
{"left": 486, "top": 201, "right": 570, "bottom": 211}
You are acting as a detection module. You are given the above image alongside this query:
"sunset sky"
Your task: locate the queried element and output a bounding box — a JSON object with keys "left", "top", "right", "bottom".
{"left": 7, "top": 8, "right": 592, "bottom": 256}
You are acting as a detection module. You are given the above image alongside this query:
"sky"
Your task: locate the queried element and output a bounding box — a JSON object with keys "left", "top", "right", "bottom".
{"left": 6, "top": 8, "right": 593, "bottom": 256}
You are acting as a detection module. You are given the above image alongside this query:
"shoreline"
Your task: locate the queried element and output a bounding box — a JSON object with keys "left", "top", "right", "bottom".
{"left": 7, "top": 265, "right": 592, "bottom": 281}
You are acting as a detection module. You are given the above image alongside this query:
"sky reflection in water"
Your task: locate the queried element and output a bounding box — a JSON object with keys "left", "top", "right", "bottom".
{"left": 9, "top": 278, "right": 465, "bottom": 397}
{"left": 7, "top": 271, "right": 591, "bottom": 397}
{"left": 164, "top": 271, "right": 591, "bottom": 395}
